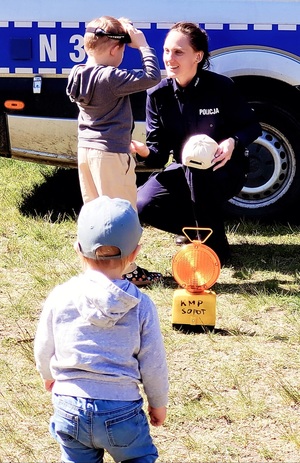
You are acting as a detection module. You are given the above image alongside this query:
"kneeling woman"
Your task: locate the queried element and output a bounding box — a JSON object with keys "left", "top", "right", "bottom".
{"left": 133, "top": 21, "right": 262, "bottom": 265}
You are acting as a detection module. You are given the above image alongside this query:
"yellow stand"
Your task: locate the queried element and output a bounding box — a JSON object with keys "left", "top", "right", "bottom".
{"left": 172, "top": 288, "right": 216, "bottom": 328}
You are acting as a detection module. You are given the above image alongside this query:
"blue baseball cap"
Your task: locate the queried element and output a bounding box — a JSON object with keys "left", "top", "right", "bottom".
{"left": 77, "top": 196, "right": 143, "bottom": 260}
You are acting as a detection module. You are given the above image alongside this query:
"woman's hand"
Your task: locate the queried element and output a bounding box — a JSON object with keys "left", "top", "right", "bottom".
{"left": 130, "top": 139, "right": 150, "bottom": 158}
{"left": 212, "top": 137, "right": 235, "bottom": 171}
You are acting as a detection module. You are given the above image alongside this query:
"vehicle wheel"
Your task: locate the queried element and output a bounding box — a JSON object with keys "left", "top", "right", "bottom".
{"left": 225, "top": 101, "right": 300, "bottom": 220}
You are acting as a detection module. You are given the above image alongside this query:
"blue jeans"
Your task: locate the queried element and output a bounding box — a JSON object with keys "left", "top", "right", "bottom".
{"left": 50, "top": 394, "right": 158, "bottom": 463}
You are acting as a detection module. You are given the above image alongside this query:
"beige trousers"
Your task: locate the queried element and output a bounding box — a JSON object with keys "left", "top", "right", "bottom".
{"left": 77, "top": 147, "right": 138, "bottom": 273}
{"left": 78, "top": 147, "right": 137, "bottom": 209}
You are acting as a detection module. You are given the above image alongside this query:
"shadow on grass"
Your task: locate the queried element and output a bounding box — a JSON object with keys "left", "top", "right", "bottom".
{"left": 164, "top": 276, "right": 299, "bottom": 295}
{"left": 230, "top": 243, "right": 300, "bottom": 275}
{"left": 18, "top": 168, "right": 150, "bottom": 222}
{"left": 17, "top": 167, "right": 300, "bottom": 288}
{"left": 171, "top": 324, "right": 257, "bottom": 336}
{"left": 19, "top": 168, "right": 83, "bottom": 222}
{"left": 214, "top": 278, "right": 300, "bottom": 296}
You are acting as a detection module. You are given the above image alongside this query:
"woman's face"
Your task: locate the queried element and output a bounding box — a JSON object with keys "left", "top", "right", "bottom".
{"left": 163, "top": 30, "right": 203, "bottom": 87}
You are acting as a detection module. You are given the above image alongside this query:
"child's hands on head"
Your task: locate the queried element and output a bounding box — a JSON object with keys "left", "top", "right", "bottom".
{"left": 118, "top": 17, "right": 133, "bottom": 27}
{"left": 125, "top": 24, "right": 148, "bottom": 49}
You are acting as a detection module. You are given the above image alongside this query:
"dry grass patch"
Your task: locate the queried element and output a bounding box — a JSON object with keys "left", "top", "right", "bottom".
{"left": 0, "top": 159, "right": 299, "bottom": 462}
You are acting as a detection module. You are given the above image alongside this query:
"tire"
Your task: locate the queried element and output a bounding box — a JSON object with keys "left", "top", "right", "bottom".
{"left": 225, "top": 101, "right": 300, "bottom": 220}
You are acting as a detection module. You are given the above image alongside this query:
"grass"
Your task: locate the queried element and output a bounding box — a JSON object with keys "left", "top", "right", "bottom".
{"left": 0, "top": 157, "right": 300, "bottom": 462}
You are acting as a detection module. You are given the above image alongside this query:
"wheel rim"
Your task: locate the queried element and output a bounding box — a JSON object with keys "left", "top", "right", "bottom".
{"left": 229, "top": 123, "right": 296, "bottom": 209}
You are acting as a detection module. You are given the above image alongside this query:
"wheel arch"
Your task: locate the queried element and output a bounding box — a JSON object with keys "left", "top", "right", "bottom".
{"left": 211, "top": 47, "right": 300, "bottom": 118}
{"left": 210, "top": 47, "right": 300, "bottom": 87}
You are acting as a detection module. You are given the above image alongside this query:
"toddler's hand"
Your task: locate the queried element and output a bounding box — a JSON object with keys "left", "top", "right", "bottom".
{"left": 148, "top": 405, "right": 167, "bottom": 426}
{"left": 131, "top": 139, "right": 149, "bottom": 158}
{"left": 44, "top": 379, "right": 55, "bottom": 392}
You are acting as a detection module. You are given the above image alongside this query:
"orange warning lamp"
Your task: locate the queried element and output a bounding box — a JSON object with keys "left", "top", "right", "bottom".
{"left": 172, "top": 227, "right": 221, "bottom": 332}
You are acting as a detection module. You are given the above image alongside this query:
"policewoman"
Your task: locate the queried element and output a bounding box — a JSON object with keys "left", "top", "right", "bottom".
{"left": 133, "top": 21, "right": 262, "bottom": 265}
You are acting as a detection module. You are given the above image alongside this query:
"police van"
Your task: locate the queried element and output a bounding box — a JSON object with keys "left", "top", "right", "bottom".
{"left": 1, "top": 0, "right": 300, "bottom": 219}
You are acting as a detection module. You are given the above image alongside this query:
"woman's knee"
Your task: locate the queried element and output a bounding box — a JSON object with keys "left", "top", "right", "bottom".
{"left": 136, "top": 176, "right": 160, "bottom": 214}
{"left": 136, "top": 188, "right": 149, "bottom": 215}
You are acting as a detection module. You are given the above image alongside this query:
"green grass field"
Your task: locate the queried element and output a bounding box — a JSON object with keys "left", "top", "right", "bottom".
{"left": 0, "top": 158, "right": 299, "bottom": 462}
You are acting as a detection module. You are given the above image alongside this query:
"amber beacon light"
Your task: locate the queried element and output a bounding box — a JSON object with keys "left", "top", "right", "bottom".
{"left": 172, "top": 227, "right": 221, "bottom": 332}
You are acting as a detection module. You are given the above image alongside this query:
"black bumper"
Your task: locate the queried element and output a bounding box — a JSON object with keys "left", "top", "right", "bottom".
{"left": 0, "top": 113, "right": 11, "bottom": 157}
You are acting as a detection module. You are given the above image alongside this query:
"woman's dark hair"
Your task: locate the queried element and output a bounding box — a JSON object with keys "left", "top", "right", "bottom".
{"left": 168, "top": 22, "right": 210, "bottom": 69}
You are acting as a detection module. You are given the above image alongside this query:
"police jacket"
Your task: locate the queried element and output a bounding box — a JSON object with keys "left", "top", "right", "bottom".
{"left": 143, "top": 70, "right": 262, "bottom": 168}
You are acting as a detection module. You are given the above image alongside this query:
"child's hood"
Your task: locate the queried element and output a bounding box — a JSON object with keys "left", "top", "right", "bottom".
{"left": 67, "top": 64, "right": 104, "bottom": 105}
{"left": 74, "top": 269, "right": 141, "bottom": 328}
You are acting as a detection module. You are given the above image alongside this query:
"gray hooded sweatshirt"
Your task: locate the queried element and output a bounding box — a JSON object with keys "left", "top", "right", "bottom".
{"left": 66, "top": 47, "right": 161, "bottom": 153}
{"left": 34, "top": 269, "right": 169, "bottom": 409}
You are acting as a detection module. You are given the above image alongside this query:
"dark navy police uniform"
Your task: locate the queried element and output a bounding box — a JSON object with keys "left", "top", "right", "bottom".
{"left": 137, "top": 70, "right": 262, "bottom": 264}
